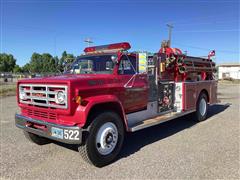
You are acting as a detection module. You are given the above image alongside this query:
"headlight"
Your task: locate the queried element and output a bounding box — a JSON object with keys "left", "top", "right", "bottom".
{"left": 55, "top": 91, "right": 66, "bottom": 104}
{"left": 19, "top": 90, "right": 27, "bottom": 100}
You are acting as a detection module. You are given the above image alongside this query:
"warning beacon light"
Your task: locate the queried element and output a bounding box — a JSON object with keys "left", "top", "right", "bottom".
{"left": 84, "top": 42, "right": 131, "bottom": 54}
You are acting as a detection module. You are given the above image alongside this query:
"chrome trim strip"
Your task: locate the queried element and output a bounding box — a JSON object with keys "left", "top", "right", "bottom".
{"left": 129, "top": 110, "right": 195, "bottom": 132}
{"left": 20, "top": 101, "right": 68, "bottom": 109}
{"left": 15, "top": 114, "right": 82, "bottom": 144}
{"left": 15, "top": 113, "right": 78, "bottom": 129}
{"left": 24, "top": 90, "right": 58, "bottom": 95}
{"left": 182, "top": 80, "right": 217, "bottom": 84}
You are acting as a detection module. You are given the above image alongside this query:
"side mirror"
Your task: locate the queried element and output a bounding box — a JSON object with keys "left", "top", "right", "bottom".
{"left": 111, "top": 55, "right": 118, "bottom": 64}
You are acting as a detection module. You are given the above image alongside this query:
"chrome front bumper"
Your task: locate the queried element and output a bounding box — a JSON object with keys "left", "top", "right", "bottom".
{"left": 15, "top": 114, "right": 82, "bottom": 144}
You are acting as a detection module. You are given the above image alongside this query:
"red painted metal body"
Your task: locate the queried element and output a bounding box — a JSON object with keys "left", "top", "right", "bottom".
{"left": 17, "top": 43, "right": 217, "bottom": 132}
{"left": 17, "top": 52, "right": 148, "bottom": 130}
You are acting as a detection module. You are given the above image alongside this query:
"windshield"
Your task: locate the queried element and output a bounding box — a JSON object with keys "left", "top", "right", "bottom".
{"left": 65, "top": 55, "right": 116, "bottom": 74}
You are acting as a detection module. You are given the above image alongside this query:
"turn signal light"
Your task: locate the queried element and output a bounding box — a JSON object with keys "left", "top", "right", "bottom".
{"left": 75, "top": 96, "right": 82, "bottom": 104}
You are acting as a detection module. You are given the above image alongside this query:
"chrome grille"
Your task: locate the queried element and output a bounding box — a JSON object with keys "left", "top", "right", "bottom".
{"left": 19, "top": 84, "right": 68, "bottom": 109}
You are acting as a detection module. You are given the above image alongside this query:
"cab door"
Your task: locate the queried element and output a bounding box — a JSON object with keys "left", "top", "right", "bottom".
{"left": 118, "top": 55, "right": 148, "bottom": 113}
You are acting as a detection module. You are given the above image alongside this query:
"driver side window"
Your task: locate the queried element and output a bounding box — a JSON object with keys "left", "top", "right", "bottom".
{"left": 118, "top": 55, "right": 136, "bottom": 75}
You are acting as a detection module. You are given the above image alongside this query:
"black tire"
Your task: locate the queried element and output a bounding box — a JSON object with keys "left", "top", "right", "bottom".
{"left": 194, "top": 93, "right": 208, "bottom": 122}
{"left": 78, "top": 111, "right": 124, "bottom": 167}
{"left": 23, "top": 131, "right": 50, "bottom": 145}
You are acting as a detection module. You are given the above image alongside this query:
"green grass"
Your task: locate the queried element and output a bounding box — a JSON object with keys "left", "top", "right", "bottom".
{"left": 0, "top": 83, "right": 17, "bottom": 97}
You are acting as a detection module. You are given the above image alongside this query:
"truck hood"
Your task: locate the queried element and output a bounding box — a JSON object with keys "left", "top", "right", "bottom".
{"left": 18, "top": 74, "right": 112, "bottom": 84}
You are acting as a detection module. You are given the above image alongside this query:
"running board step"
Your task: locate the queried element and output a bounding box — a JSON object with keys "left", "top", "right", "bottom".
{"left": 128, "top": 110, "right": 195, "bottom": 132}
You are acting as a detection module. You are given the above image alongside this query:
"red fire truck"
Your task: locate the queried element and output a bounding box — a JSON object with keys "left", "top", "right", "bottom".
{"left": 15, "top": 42, "right": 217, "bottom": 167}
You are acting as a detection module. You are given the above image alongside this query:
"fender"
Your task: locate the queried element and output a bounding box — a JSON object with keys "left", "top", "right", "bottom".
{"left": 78, "top": 95, "right": 129, "bottom": 131}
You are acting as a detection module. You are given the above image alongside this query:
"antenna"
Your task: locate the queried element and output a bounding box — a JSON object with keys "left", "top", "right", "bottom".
{"left": 166, "top": 24, "right": 174, "bottom": 47}
{"left": 84, "top": 38, "right": 93, "bottom": 47}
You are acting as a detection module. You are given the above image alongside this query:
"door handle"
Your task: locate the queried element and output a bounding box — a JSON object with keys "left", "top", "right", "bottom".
{"left": 139, "top": 76, "right": 146, "bottom": 80}
{"left": 124, "top": 85, "right": 133, "bottom": 89}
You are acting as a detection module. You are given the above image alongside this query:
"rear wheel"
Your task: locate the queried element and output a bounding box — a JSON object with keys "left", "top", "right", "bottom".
{"left": 78, "top": 111, "right": 124, "bottom": 167}
{"left": 23, "top": 131, "right": 50, "bottom": 145}
{"left": 195, "top": 93, "right": 208, "bottom": 122}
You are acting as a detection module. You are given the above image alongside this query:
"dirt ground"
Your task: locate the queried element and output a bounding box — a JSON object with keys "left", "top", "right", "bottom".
{"left": 0, "top": 83, "right": 239, "bottom": 179}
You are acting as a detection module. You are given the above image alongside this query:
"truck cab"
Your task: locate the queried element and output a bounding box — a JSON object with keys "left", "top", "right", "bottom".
{"left": 15, "top": 42, "right": 217, "bottom": 167}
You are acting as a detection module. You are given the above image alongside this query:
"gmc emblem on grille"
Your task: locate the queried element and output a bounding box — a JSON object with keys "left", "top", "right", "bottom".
{"left": 33, "top": 93, "right": 45, "bottom": 97}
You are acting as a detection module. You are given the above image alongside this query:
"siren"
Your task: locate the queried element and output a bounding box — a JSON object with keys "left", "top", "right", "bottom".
{"left": 84, "top": 42, "right": 131, "bottom": 54}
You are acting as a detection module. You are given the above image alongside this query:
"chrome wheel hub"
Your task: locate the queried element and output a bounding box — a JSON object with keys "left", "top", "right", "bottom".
{"left": 199, "top": 98, "right": 207, "bottom": 116}
{"left": 96, "top": 122, "right": 118, "bottom": 155}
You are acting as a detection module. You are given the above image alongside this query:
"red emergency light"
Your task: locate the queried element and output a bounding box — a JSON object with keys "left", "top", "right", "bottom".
{"left": 84, "top": 42, "right": 131, "bottom": 53}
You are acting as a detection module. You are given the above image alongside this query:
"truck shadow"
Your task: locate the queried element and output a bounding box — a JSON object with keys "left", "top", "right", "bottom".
{"left": 53, "top": 103, "right": 230, "bottom": 162}
{"left": 118, "top": 103, "right": 230, "bottom": 159}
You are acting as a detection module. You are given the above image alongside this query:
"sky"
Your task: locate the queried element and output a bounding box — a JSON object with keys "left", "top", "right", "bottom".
{"left": 0, "top": 0, "right": 239, "bottom": 66}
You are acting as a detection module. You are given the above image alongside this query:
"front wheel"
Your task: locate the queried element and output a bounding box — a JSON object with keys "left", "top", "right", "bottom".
{"left": 78, "top": 111, "right": 124, "bottom": 167}
{"left": 195, "top": 93, "right": 208, "bottom": 122}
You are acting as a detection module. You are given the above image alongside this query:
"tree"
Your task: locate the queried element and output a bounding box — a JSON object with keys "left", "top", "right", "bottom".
{"left": 19, "top": 51, "right": 76, "bottom": 74}
{"left": 28, "top": 53, "right": 59, "bottom": 74}
{"left": 0, "top": 53, "right": 16, "bottom": 72}
{"left": 28, "top": 53, "right": 43, "bottom": 73}
{"left": 58, "top": 51, "right": 75, "bottom": 72}
{"left": 42, "top": 53, "right": 57, "bottom": 73}
{"left": 22, "top": 63, "right": 31, "bottom": 73}
{"left": 13, "top": 65, "right": 23, "bottom": 73}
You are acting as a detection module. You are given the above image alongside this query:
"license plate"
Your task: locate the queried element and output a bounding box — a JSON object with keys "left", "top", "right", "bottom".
{"left": 51, "top": 127, "right": 63, "bottom": 139}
